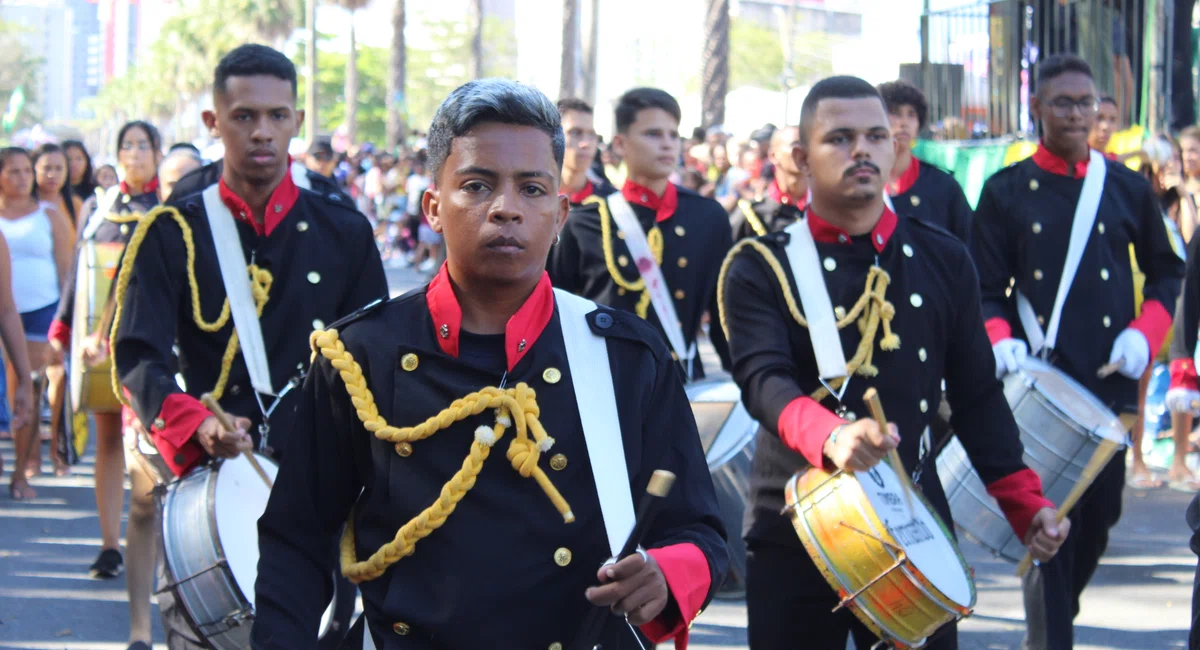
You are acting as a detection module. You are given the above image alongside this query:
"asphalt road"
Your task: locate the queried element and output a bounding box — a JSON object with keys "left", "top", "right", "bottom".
{"left": 0, "top": 264, "right": 1194, "bottom": 649}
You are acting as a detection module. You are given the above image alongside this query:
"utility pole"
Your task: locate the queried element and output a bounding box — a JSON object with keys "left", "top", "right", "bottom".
{"left": 306, "top": 0, "right": 318, "bottom": 144}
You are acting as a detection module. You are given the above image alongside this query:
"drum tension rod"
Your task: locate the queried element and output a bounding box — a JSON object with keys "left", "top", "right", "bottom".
{"left": 153, "top": 558, "right": 230, "bottom": 596}
{"left": 831, "top": 521, "right": 909, "bottom": 614}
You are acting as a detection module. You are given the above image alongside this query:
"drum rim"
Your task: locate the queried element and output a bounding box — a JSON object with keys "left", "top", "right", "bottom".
{"left": 686, "top": 378, "right": 760, "bottom": 470}
{"left": 785, "top": 469, "right": 976, "bottom": 646}
{"left": 1011, "top": 358, "right": 1126, "bottom": 444}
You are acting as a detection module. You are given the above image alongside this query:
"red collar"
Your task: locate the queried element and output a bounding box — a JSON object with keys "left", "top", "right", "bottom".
{"left": 425, "top": 264, "right": 556, "bottom": 371}
{"left": 120, "top": 177, "right": 159, "bottom": 197}
{"left": 622, "top": 179, "right": 678, "bottom": 222}
{"left": 1031, "top": 141, "right": 1089, "bottom": 177}
{"left": 887, "top": 156, "right": 921, "bottom": 196}
{"left": 806, "top": 204, "right": 897, "bottom": 254}
{"left": 1103, "top": 151, "right": 1117, "bottom": 161}
{"left": 768, "top": 178, "right": 807, "bottom": 210}
{"left": 217, "top": 170, "right": 300, "bottom": 237}
{"left": 567, "top": 180, "right": 594, "bottom": 204}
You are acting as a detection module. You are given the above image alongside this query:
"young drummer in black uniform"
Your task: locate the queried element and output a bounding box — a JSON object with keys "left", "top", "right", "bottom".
{"left": 731, "top": 125, "right": 806, "bottom": 240}
{"left": 252, "top": 78, "right": 727, "bottom": 650}
{"left": 972, "top": 55, "right": 1184, "bottom": 650}
{"left": 558, "top": 98, "right": 616, "bottom": 206}
{"left": 112, "top": 43, "right": 387, "bottom": 479}
{"left": 549, "top": 88, "right": 732, "bottom": 379}
{"left": 876, "top": 79, "right": 973, "bottom": 242}
{"left": 720, "top": 75, "right": 1067, "bottom": 649}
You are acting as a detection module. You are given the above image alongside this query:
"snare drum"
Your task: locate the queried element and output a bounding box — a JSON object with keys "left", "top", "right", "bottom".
{"left": 686, "top": 378, "right": 757, "bottom": 598}
{"left": 158, "top": 454, "right": 354, "bottom": 650}
{"left": 936, "top": 357, "right": 1127, "bottom": 561}
{"left": 785, "top": 463, "right": 975, "bottom": 649}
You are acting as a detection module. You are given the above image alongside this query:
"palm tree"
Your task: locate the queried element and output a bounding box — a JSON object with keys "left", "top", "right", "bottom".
{"left": 701, "top": 0, "right": 730, "bottom": 128}
{"left": 559, "top": 0, "right": 579, "bottom": 98}
{"left": 226, "top": 0, "right": 298, "bottom": 45}
{"left": 336, "top": 0, "right": 371, "bottom": 142}
{"left": 467, "top": 0, "right": 483, "bottom": 80}
{"left": 305, "top": 0, "right": 317, "bottom": 143}
{"left": 386, "top": 0, "right": 407, "bottom": 148}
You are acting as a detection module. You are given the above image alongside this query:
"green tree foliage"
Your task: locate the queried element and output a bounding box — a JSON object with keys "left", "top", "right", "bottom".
{"left": 730, "top": 17, "right": 839, "bottom": 91}
{"left": 0, "top": 19, "right": 45, "bottom": 131}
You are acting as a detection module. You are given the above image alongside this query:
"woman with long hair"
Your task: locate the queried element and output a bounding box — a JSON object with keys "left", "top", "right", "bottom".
{"left": 94, "top": 164, "right": 118, "bottom": 191}
{"left": 0, "top": 147, "right": 72, "bottom": 499}
{"left": 62, "top": 140, "right": 96, "bottom": 205}
{"left": 32, "top": 143, "right": 82, "bottom": 233}
{"left": 47, "top": 121, "right": 161, "bottom": 586}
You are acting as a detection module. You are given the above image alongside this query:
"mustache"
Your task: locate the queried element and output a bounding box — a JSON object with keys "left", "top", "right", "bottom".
{"left": 486, "top": 235, "right": 525, "bottom": 249}
{"left": 844, "top": 161, "right": 881, "bottom": 177}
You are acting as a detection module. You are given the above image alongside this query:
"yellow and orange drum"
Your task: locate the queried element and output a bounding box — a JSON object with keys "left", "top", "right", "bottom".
{"left": 69, "top": 240, "right": 124, "bottom": 420}
{"left": 784, "top": 462, "right": 975, "bottom": 649}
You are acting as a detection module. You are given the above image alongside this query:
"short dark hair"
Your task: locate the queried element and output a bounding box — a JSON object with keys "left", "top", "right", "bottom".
{"left": 877, "top": 79, "right": 929, "bottom": 130}
{"left": 426, "top": 78, "right": 565, "bottom": 180}
{"left": 118, "top": 120, "right": 162, "bottom": 153}
{"left": 1036, "top": 54, "right": 1093, "bottom": 92}
{"left": 614, "top": 87, "right": 681, "bottom": 133}
{"left": 799, "top": 75, "right": 885, "bottom": 146}
{"left": 1099, "top": 95, "right": 1118, "bottom": 108}
{"left": 168, "top": 142, "right": 201, "bottom": 155}
{"left": 556, "top": 98, "right": 593, "bottom": 116}
{"left": 214, "top": 44, "right": 298, "bottom": 97}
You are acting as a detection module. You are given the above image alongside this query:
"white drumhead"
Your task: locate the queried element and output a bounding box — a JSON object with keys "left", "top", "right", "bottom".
{"left": 213, "top": 453, "right": 278, "bottom": 607}
{"left": 855, "top": 462, "right": 973, "bottom": 607}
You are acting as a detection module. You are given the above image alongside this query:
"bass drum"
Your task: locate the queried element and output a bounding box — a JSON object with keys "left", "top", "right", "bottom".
{"left": 686, "top": 378, "right": 757, "bottom": 599}
{"left": 157, "top": 454, "right": 356, "bottom": 649}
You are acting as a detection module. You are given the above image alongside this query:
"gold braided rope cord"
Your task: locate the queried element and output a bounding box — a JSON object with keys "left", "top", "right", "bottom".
{"left": 310, "top": 328, "right": 575, "bottom": 584}
{"left": 108, "top": 204, "right": 273, "bottom": 407}
{"left": 716, "top": 238, "right": 900, "bottom": 402}
{"left": 737, "top": 200, "right": 768, "bottom": 237}
{"left": 583, "top": 194, "right": 663, "bottom": 319}
{"left": 104, "top": 212, "right": 142, "bottom": 224}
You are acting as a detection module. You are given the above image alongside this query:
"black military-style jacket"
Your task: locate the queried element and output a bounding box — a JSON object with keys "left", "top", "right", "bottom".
{"left": 891, "top": 159, "right": 973, "bottom": 244}
{"left": 567, "top": 177, "right": 618, "bottom": 207}
{"left": 251, "top": 277, "right": 728, "bottom": 650}
{"left": 167, "top": 158, "right": 350, "bottom": 204}
{"left": 972, "top": 155, "right": 1184, "bottom": 413}
{"left": 112, "top": 162, "right": 387, "bottom": 466}
{"left": 730, "top": 196, "right": 802, "bottom": 241}
{"left": 53, "top": 188, "right": 160, "bottom": 338}
{"left": 549, "top": 184, "right": 733, "bottom": 379}
{"left": 721, "top": 210, "right": 1031, "bottom": 545}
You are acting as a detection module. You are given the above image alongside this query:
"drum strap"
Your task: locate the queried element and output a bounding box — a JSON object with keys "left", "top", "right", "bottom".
{"left": 1016, "top": 150, "right": 1107, "bottom": 355}
{"left": 782, "top": 220, "right": 848, "bottom": 384}
{"left": 606, "top": 193, "right": 696, "bottom": 373}
{"left": 81, "top": 186, "right": 122, "bottom": 241}
{"left": 201, "top": 184, "right": 275, "bottom": 396}
{"left": 290, "top": 161, "right": 312, "bottom": 191}
{"left": 554, "top": 288, "right": 635, "bottom": 557}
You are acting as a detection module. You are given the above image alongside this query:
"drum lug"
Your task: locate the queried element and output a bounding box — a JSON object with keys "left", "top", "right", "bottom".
{"left": 198, "top": 606, "right": 254, "bottom": 636}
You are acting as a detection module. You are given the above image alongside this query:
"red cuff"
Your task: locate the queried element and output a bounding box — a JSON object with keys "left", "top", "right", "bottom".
{"left": 640, "top": 543, "right": 712, "bottom": 649}
{"left": 1171, "top": 358, "right": 1199, "bottom": 391}
{"left": 150, "top": 393, "right": 213, "bottom": 477}
{"left": 777, "top": 397, "right": 846, "bottom": 468}
{"left": 1129, "top": 299, "right": 1171, "bottom": 359}
{"left": 48, "top": 319, "right": 70, "bottom": 348}
{"left": 985, "top": 317, "right": 1013, "bottom": 346}
{"left": 985, "top": 468, "right": 1053, "bottom": 542}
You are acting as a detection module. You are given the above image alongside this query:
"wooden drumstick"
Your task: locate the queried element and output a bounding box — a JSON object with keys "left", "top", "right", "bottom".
{"left": 862, "top": 388, "right": 915, "bottom": 513}
{"left": 1015, "top": 437, "right": 1120, "bottom": 577}
{"left": 1097, "top": 357, "right": 1125, "bottom": 379}
{"left": 200, "top": 393, "right": 273, "bottom": 489}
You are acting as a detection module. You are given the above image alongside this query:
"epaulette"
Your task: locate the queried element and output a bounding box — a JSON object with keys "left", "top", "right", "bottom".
{"left": 309, "top": 185, "right": 356, "bottom": 210}
{"left": 324, "top": 294, "right": 391, "bottom": 332}
{"left": 583, "top": 306, "right": 664, "bottom": 356}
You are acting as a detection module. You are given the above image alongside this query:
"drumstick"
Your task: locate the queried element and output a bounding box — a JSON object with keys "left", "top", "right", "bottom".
{"left": 1015, "top": 437, "right": 1120, "bottom": 577}
{"left": 199, "top": 393, "right": 273, "bottom": 489}
{"left": 568, "top": 470, "right": 676, "bottom": 650}
{"left": 1097, "top": 357, "right": 1124, "bottom": 379}
{"left": 862, "top": 388, "right": 914, "bottom": 513}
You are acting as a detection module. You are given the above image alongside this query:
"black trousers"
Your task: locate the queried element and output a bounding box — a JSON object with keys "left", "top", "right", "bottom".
{"left": 1022, "top": 449, "right": 1126, "bottom": 649}
{"left": 746, "top": 539, "right": 958, "bottom": 650}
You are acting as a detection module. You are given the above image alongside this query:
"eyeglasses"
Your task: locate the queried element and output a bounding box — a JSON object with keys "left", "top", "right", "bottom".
{"left": 120, "top": 141, "right": 154, "bottom": 152}
{"left": 1046, "top": 97, "right": 1099, "bottom": 118}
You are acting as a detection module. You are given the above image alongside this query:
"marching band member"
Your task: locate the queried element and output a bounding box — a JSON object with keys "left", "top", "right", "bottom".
{"left": 48, "top": 121, "right": 162, "bottom": 582}
{"left": 720, "top": 75, "right": 1066, "bottom": 649}
{"left": 730, "top": 125, "right": 806, "bottom": 240}
{"left": 557, "top": 98, "right": 616, "bottom": 206}
{"left": 876, "top": 79, "right": 973, "bottom": 242}
{"left": 549, "top": 88, "right": 732, "bottom": 380}
{"left": 972, "top": 55, "right": 1184, "bottom": 650}
{"left": 252, "top": 78, "right": 727, "bottom": 650}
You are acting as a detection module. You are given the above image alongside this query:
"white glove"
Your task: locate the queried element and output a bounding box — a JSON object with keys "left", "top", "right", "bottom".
{"left": 1107, "top": 328, "right": 1150, "bottom": 380}
{"left": 992, "top": 338, "right": 1028, "bottom": 379}
{"left": 1166, "top": 387, "right": 1200, "bottom": 417}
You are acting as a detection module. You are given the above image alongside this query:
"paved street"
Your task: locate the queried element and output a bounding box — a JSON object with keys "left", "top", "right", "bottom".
{"left": 0, "top": 264, "right": 1195, "bottom": 649}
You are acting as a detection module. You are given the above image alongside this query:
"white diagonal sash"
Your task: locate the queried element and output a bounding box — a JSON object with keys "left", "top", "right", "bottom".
{"left": 290, "top": 161, "right": 312, "bottom": 191}
{"left": 81, "top": 187, "right": 123, "bottom": 241}
{"left": 782, "top": 221, "right": 848, "bottom": 381}
{"left": 1016, "top": 149, "right": 1107, "bottom": 354}
{"left": 554, "top": 288, "right": 634, "bottom": 557}
{"left": 605, "top": 193, "right": 695, "bottom": 368}
{"left": 200, "top": 184, "right": 275, "bottom": 395}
